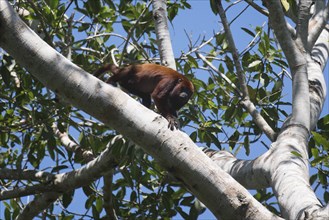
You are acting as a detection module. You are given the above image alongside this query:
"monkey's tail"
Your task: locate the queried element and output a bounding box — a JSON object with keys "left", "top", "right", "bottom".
{"left": 93, "top": 64, "right": 120, "bottom": 78}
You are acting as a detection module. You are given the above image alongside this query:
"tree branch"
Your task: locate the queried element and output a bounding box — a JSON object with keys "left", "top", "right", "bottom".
{"left": 152, "top": 0, "right": 176, "bottom": 69}
{"left": 203, "top": 149, "right": 270, "bottom": 189}
{"left": 103, "top": 171, "right": 118, "bottom": 220}
{"left": 308, "top": 2, "right": 329, "bottom": 49}
{"left": 0, "top": 168, "right": 54, "bottom": 182}
{"left": 52, "top": 123, "right": 95, "bottom": 163}
{"left": 295, "top": 0, "right": 312, "bottom": 51}
{"left": 16, "top": 192, "right": 60, "bottom": 220}
{"left": 216, "top": 1, "right": 249, "bottom": 98}
{"left": 265, "top": 0, "right": 310, "bottom": 130}
{"left": 309, "top": 28, "right": 329, "bottom": 130}
{"left": 244, "top": 0, "right": 269, "bottom": 16}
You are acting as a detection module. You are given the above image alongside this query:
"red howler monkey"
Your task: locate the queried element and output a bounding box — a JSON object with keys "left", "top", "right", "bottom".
{"left": 93, "top": 63, "right": 194, "bottom": 130}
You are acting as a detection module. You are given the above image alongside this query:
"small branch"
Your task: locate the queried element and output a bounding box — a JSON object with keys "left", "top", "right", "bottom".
{"left": 103, "top": 171, "right": 118, "bottom": 220}
{"left": 244, "top": 0, "right": 269, "bottom": 16}
{"left": 0, "top": 168, "right": 54, "bottom": 182}
{"left": 52, "top": 123, "right": 95, "bottom": 163}
{"left": 180, "top": 31, "right": 223, "bottom": 59}
{"left": 216, "top": 1, "right": 249, "bottom": 98}
{"left": 295, "top": 0, "right": 312, "bottom": 51}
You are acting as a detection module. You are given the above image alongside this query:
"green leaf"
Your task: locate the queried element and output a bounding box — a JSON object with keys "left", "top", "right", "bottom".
{"left": 324, "top": 191, "right": 329, "bottom": 203}
{"left": 318, "top": 170, "right": 328, "bottom": 185}
{"left": 45, "top": 0, "right": 59, "bottom": 9}
{"left": 244, "top": 136, "right": 250, "bottom": 156}
{"left": 291, "top": 151, "right": 302, "bottom": 158}
{"left": 86, "top": 0, "right": 101, "bottom": 14}
{"left": 0, "top": 65, "right": 11, "bottom": 86}
{"left": 51, "top": 165, "right": 69, "bottom": 173}
{"left": 209, "top": 0, "right": 219, "bottom": 14}
{"left": 281, "top": 0, "right": 290, "bottom": 11}
{"left": 312, "top": 131, "right": 329, "bottom": 148}
{"left": 95, "top": 196, "right": 103, "bottom": 212}
{"left": 62, "top": 190, "right": 75, "bottom": 208}
{"left": 248, "top": 60, "right": 262, "bottom": 68}
{"left": 241, "top": 27, "right": 255, "bottom": 37}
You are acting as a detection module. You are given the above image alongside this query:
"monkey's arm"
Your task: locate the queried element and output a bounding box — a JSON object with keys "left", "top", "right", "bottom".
{"left": 151, "top": 78, "right": 180, "bottom": 130}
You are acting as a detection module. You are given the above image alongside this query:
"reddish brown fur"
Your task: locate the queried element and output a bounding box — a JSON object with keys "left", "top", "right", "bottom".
{"left": 94, "top": 63, "right": 194, "bottom": 130}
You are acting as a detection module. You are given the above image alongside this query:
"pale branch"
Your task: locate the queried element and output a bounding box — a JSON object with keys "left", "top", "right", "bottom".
{"left": 264, "top": 0, "right": 305, "bottom": 68}
{"left": 103, "top": 171, "right": 118, "bottom": 220}
{"left": 52, "top": 123, "right": 95, "bottom": 163}
{"left": 1, "top": 144, "right": 119, "bottom": 199}
{"left": 311, "top": 27, "right": 329, "bottom": 70}
{"left": 152, "top": 0, "right": 176, "bottom": 69}
{"left": 309, "top": 29, "right": 328, "bottom": 130}
{"left": 0, "top": 168, "right": 54, "bottom": 182}
{"left": 203, "top": 149, "right": 270, "bottom": 189}
{"left": 12, "top": 134, "right": 121, "bottom": 219}
{"left": 266, "top": 0, "right": 310, "bottom": 130}
{"left": 265, "top": 127, "right": 322, "bottom": 219}
{"left": 308, "top": 2, "right": 329, "bottom": 49}
{"left": 307, "top": 204, "right": 329, "bottom": 220}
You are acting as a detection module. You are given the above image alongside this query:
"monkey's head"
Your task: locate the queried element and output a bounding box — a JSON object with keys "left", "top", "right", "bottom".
{"left": 170, "top": 78, "right": 194, "bottom": 110}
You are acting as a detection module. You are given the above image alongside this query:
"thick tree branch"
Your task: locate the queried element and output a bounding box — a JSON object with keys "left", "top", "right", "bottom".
{"left": 309, "top": 28, "right": 328, "bottom": 130}
{"left": 152, "top": 0, "right": 176, "bottom": 69}
{"left": 16, "top": 192, "right": 60, "bottom": 220}
{"left": 308, "top": 1, "right": 329, "bottom": 49}
{"left": 203, "top": 149, "right": 270, "bottom": 189}
{"left": 295, "top": 0, "right": 312, "bottom": 51}
{"left": 265, "top": 0, "right": 310, "bottom": 130}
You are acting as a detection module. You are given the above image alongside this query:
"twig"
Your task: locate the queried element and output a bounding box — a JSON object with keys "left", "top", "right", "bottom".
{"left": 103, "top": 171, "right": 118, "bottom": 220}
